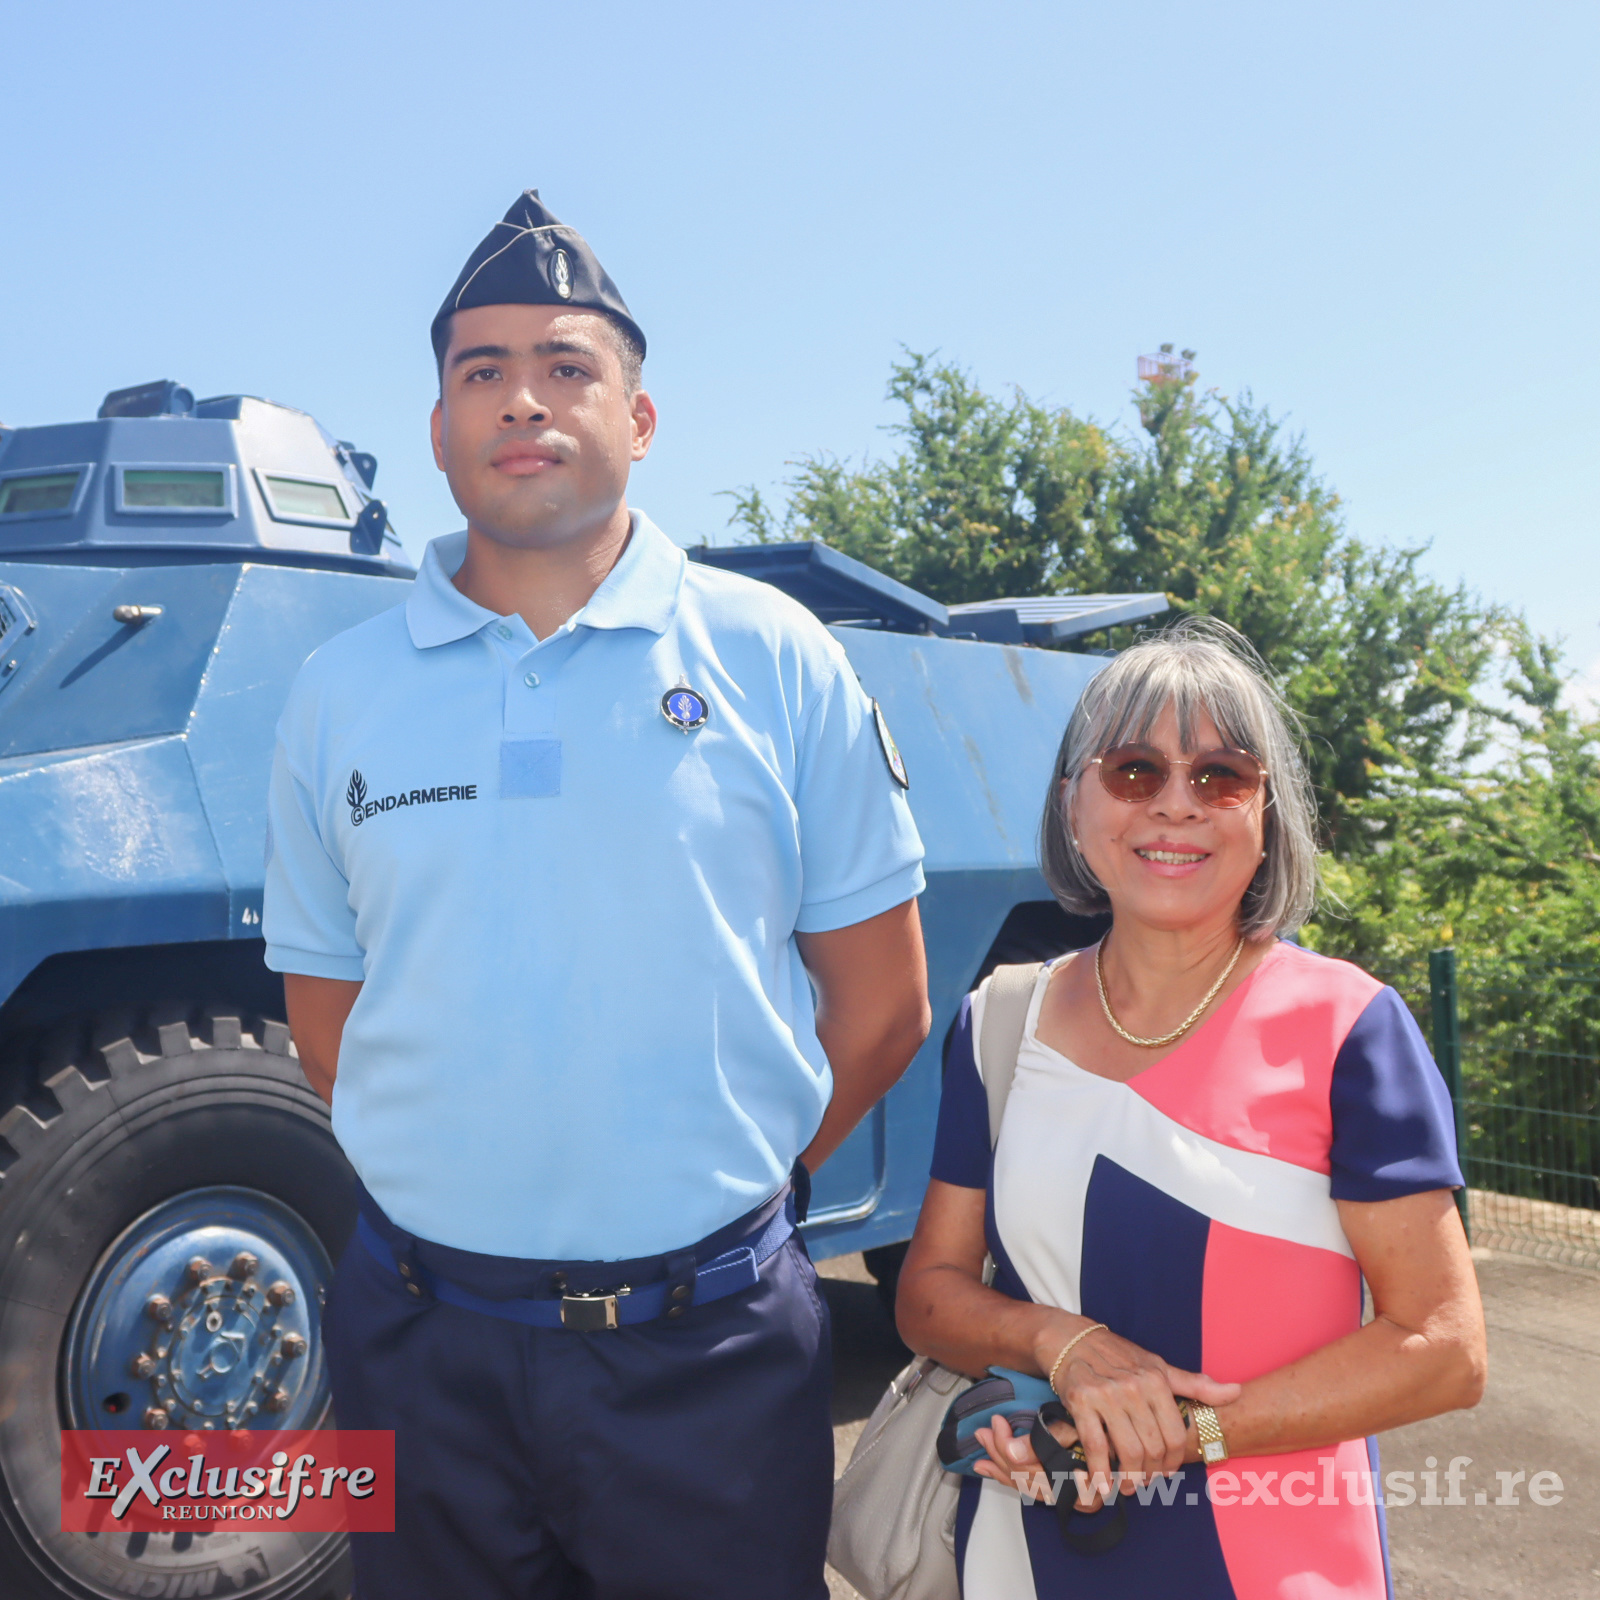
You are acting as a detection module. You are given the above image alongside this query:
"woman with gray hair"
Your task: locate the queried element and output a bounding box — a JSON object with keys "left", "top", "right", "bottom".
{"left": 897, "top": 618, "right": 1485, "bottom": 1598}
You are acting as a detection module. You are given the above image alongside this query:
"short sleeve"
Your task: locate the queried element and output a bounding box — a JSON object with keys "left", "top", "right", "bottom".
{"left": 1329, "top": 986, "right": 1464, "bottom": 1201}
{"left": 262, "top": 734, "right": 366, "bottom": 981}
{"left": 930, "top": 995, "right": 991, "bottom": 1189}
{"left": 792, "top": 662, "right": 925, "bottom": 934}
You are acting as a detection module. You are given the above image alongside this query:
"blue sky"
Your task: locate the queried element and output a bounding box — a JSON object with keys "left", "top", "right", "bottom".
{"left": 2, "top": 1, "right": 1595, "bottom": 687}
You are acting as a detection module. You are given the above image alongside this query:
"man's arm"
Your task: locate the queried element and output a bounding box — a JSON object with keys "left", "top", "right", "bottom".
{"left": 795, "top": 899, "right": 931, "bottom": 1172}
{"left": 283, "top": 974, "right": 363, "bottom": 1107}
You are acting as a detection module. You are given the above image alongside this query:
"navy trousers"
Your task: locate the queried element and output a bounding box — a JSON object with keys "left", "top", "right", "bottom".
{"left": 323, "top": 1189, "right": 834, "bottom": 1600}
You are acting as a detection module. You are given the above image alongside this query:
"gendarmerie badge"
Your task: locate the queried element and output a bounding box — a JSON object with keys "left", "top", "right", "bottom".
{"left": 661, "top": 681, "right": 709, "bottom": 733}
{"left": 872, "top": 699, "right": 909, "bottom": 788}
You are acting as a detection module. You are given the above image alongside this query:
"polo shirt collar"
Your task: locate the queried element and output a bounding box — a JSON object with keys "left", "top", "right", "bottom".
{"left": 578, "top": 511, "right": 684, "bottom": 634}
{"left": 405, "top": 510, "right": 684, "bottom": 649}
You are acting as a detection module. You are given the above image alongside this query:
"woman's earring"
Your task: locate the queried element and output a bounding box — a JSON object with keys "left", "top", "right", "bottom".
{"left": 1073, "top": 837, "right": 1082, "bottom": 850}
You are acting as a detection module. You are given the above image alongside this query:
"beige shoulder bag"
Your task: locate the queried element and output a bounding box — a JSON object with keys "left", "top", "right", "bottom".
{"left": 826, "top": 962, "right": 1043, "bottom": 1600}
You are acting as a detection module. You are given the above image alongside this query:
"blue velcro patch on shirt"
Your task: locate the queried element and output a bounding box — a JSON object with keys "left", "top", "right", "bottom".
{"left": 500, "top": 739, "right": 562, "bottom": 799}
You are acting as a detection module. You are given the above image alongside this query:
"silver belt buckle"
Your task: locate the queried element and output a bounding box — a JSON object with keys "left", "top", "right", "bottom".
{"left": 560, "top": 1285, "right": 629, "bottom": 1331}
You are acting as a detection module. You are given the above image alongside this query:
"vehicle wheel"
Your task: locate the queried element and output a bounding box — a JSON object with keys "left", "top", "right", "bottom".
{"left": 0, "top": 1005, "right": 356, "bottom": 1599}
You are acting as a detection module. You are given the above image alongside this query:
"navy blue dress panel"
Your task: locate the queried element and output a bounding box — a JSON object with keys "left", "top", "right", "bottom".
{"left": 955, "top": 1477, "right": 982, "bottom": 1595}
{"left": 932, "top": 994, "right": 990, "bottom": 1189}
{"left": 1367, "top": 1435, "right": 1396, "bottom": 1600}
{"left": 984, "top": 1169, "right": 1034, "bottom": 1305}
{"left": 1078, "top": 1154, "right": 1208, "bottom": 1371}
{"left": 1329, "top": 987, "right": 1464, "bottom": 1201}
{"left": 1022, "top": 1155, "right": 1237, "bottom": 1598}
{"left": 1018, "top": 1468, "right": 1231, "bottom": 1600}
{"left": 932, "top": 988, "right": 1037, "bottom": 1304}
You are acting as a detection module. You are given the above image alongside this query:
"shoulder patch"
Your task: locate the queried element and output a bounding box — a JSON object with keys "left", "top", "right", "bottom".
{"left": 872, "top": 699, "right": 909, "bottom": 788}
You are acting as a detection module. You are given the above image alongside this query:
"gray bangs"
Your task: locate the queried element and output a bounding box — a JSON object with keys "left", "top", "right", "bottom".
{"left": 1039, "top": 616, "right": 1319, "bottom": 940}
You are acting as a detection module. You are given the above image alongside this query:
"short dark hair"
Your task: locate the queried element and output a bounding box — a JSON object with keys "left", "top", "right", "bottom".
{"left": 603, "top": 315, "right": 644, "bottom": 397}
{"left": 434, "top": 310, "right": 644, "bottom": 397}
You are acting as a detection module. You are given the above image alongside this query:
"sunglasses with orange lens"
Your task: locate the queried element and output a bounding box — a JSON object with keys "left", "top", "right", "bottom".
{"left": 1091, "top": 744, "right": 1266, "bottom": 810}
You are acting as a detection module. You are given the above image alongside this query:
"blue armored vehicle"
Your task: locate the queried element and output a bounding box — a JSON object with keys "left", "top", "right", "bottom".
{"left": 0, "top": 382, "right": 1162, "bottom": 1599}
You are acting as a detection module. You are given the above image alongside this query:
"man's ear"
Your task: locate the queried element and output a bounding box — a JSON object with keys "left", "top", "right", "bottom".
{"left": 430, "top": 398, "right": 446, "bottom": 471}
{"left": 629, "top": 389, "right": 658, "bottom": 463}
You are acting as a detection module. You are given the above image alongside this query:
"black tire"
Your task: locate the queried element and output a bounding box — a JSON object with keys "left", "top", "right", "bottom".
{"left": 0, "top": 1006, "right": 356, "bottom": 1600}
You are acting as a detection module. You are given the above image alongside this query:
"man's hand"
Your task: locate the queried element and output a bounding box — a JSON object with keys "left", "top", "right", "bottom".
{"left": 795, "top": 899, "right": 931, "bottom": 1172}
{"left": 283, "top": 974, "right": 363, "bottom": 1107}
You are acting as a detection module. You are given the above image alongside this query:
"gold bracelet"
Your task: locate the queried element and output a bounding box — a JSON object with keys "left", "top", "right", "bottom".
{"left": 1047, "top": 1323, "right": 1108, "bottom": 1392}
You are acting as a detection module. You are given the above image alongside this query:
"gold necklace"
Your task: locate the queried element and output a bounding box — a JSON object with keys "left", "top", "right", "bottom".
{"left": 1095, "top": 936, "right": 1245, "bottom": 1048}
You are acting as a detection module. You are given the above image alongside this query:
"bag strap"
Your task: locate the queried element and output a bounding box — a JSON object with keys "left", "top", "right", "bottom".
{"left": 1030, "top": 1402, "right": 1129, "bottom": 1554}
{"left": 977, "top": 961, "right": 1044, "bottom": 1149}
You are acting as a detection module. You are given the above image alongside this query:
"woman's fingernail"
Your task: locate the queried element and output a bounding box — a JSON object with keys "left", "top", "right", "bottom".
{"left": 1008, "top": 1438, "right": 1029, "bottom": 1461}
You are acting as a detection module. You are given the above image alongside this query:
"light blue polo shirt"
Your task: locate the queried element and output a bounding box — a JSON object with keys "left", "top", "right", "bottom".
{"left": 263, "top": 512, "right": 925, "bottom": 1260}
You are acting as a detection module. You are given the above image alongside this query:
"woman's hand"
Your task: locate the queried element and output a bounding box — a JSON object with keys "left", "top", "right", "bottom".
{"left": 1034, "top": 1323, "right": 1240, "bottom": 1494}
{"left": 971, "top": 1411, "right": 1114, "bottom": 1512}
{"left": 973, "top": 1412, "right": 1057, "bottom": 1497}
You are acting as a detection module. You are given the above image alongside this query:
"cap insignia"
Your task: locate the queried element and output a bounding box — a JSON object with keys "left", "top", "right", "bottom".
{"left": 550, "top": 248, "right": 573, "bottom": 300}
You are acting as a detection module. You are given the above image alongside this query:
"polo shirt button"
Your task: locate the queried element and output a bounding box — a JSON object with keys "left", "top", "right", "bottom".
{"left": 670, "top": 1283, "right": 691, "bottom": 1303}
{"left": 407, "top": 1283, "right": 423, "bottom": 1297}
{"left": 666, "top": 1305, "right": 684, "bottom": 1319}
{"left": 523, "top": 671, "right": 540, "bottom": 688}
{"left": 495, "top": 624, "right": 513, "bottom": 640}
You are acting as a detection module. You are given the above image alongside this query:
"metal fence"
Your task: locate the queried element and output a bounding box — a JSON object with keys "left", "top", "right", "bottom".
{"left": 1386, "top": 950, "right": 1600, "bottom": 1272}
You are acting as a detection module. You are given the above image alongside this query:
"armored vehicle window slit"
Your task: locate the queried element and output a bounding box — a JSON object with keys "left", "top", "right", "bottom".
{"left": 113, "top": 464, "right": 237, "bottom": 516}
{"left": 0, "top": 470, "right": 82, "bottom": 516}
{"left": 124, "top": 470, "right": 224, "bottom": 508}
{"left": 259, "top": 474, "right": 350, "bottom": 525}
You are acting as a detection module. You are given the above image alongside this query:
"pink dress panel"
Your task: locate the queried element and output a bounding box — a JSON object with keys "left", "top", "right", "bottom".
{"left": 1128, "top": 944, "right": 1383, "bottom": 1175}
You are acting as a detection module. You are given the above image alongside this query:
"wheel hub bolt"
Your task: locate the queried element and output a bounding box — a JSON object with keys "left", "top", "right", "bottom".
{"left": 186, "top": 1257, "right": 214, "bottom": 1284}
{"left": 265, "top": 1281, "right": 295, "bottom": 1308}
{"left": 142, "top": 1407, "right": 170, "bottom": 1430}
{"left": 145, "top": 1295, "right": 173, "bottom": 1323}
{"left": 129, "top": 1353, "right": 156, "bottom": 1379}
{"left": 229, "top": 1252, "right": 259, "bottom": 1280}
{"left": 279, "top": 1332, "right": 307, "bottom": 1360}
{"left": 263, "top": 1387, "right": 290, "bottom": 1413}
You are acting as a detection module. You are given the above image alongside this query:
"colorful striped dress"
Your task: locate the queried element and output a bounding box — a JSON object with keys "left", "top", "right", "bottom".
{"left": 931, "top": 941, "right": 1463, "bottom": 1600}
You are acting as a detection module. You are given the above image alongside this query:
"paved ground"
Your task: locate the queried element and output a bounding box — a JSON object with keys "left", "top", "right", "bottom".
{"left": 817, "top": 1247, "right": 1600, "bottom": 1599}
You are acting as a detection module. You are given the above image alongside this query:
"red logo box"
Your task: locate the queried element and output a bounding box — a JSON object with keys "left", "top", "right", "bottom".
{"left": 62, "top": 1430, "right": 395, "bottom": 1533}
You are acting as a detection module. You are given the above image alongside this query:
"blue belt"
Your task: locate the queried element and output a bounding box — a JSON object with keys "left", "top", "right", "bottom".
{"left": 357, "top": 1192, "right": 796, "bottom": 1332}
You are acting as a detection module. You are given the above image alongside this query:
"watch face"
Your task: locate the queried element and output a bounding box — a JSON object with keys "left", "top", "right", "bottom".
{"left": 1201, "top": 1440, "right": 1227, "bottom": 1464}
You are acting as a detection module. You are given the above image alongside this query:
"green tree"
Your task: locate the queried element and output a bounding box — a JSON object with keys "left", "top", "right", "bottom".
{"left": 725, "top": 354, "right": 1118, "bottom": 603}
{"left": 1311, "top": 630, "right": 1600, "bottom": 969}
{"left": 727, "top": 349, "right": 1502, "bottom": 854}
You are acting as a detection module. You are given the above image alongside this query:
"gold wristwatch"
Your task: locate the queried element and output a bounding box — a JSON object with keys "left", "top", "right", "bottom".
{"left": 1191, "top": 1403, "right": 1229, "bottom": 1465}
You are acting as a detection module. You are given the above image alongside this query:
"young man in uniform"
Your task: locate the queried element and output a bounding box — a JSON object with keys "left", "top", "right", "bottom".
{"left": 263, "top": 190, "right": 930, "bottom": 1598}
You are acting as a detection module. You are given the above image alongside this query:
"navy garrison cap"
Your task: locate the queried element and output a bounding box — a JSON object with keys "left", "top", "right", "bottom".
{"left": 431, "top": 190, "right": 645, "bottom": 364}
